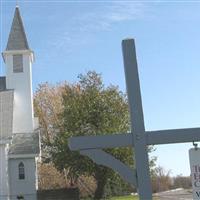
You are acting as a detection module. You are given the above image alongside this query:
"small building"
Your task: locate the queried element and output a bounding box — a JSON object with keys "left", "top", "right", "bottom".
{"left": 0, "top": 6, "right": 40, "bottom": 200}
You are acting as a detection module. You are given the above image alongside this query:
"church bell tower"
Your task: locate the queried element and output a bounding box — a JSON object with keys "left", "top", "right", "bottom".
{"left": 2, "top": 6, "right": 35, "bottom": 133}
{"left": 0, "top": 5, "right": 40, "bottom": 200}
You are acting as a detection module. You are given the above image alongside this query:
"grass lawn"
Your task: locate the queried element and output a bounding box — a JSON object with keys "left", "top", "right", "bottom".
{"left": 110, "top": 195, "right": 138, "bottom": 200}
{"left": 110, "top": 195, "right": 159, "bottom": 200}
{"left": 82, "top": 195, "right": 159, "bottom": 200}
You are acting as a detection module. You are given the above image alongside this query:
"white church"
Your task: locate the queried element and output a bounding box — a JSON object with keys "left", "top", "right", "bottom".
{"left": 0, "top": 6, "right": 40, "bottom": 200}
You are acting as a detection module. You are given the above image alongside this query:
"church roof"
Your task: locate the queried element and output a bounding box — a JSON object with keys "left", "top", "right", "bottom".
{"left": 0, "top": 89, "right": 14, "bottom": 139}
{"left": 0, "top": 76, "right": 6, "bottom": 91}
{"left": 6, "top": 6, "right": 30, "bottom": 51}
{"left": 8, "top": 132, "right": 40, "bottom": 156}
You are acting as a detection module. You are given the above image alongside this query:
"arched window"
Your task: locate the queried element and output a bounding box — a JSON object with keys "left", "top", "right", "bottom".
{"left": 18, "top": 162, "right": 25, "bottom": 180}
{"left": 17, "top": 195, "right": 24, "bottom": 200}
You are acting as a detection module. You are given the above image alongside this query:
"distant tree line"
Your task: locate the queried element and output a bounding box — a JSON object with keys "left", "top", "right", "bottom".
{"left": 151, "top": 166, "right": 192, "bottom": 193}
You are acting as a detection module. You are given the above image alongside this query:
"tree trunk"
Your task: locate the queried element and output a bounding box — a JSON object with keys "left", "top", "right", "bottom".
{"left": 94, "top": 167, "right": 108, "bottom": 200}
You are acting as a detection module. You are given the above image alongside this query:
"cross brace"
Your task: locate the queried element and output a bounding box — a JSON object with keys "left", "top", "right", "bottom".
{"left": 68, "top": 39, "right": 200, "bottom": 200}
{"left": 81, "top": 149, "right": 137, "bottom": 186}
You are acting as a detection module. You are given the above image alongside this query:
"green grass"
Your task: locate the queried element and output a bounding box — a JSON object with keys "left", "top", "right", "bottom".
{"left": 110, "top": 195, "right": 159, "bottom": 200}
{"left": 81, "top": 195, "right": 159, "bottom": 200}
{"left": 81, "top": 195, "right": 138, "bottom": 200}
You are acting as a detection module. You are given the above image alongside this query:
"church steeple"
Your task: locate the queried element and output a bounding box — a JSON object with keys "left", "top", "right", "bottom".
{"left": 6, "top": 6, "right": 30, "bottom": 51}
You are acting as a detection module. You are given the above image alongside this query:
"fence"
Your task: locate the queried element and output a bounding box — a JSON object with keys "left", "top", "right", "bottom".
{"left": 0, "top": 188, "right": 79, "bottom": 200}
{"left": 37, "top": 188, "right": 79, "bottom": 200}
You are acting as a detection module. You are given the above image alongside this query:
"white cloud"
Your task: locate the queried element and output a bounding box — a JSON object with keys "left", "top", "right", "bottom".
{"left": 48, "top": 2, "right": 150, "bottom": 54}
{"left": 77, "top": 2, "right": 149, "bottom": 32}
{"left": 105, "top": 2, "right": 147, "bottom": 23}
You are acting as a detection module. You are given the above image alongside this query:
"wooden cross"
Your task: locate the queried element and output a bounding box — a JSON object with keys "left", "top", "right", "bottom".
{"left": 69, "top": 39, "right": 200, "bottom": 199}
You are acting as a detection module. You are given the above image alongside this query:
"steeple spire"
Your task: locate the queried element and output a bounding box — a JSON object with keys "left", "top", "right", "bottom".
{"left": 6, "top": 6, "right": 30, "bottom": 51}
{"left": 16, "top": 0, "right": 19, "bottom": 8}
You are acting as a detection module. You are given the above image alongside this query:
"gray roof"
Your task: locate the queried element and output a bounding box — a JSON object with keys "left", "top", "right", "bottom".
{"left": 0, "top": 76, "right": 6, "bottom": 91}
{"left": 0, "top": 90, "right": 14, "bottom": 139}
{"left": 8, "top": 132, "right": 40, "bottom": 156}
{"left": 6, "top": 6, "right": 30, "bottom": 51}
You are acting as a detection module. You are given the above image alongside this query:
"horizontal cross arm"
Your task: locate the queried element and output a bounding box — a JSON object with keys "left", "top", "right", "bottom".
{"left": 147, "top": 128, "right": 200, "bottom": 145}
{"left": 69, "top": 133, "right": 132, "bottom": 150}
{"left": 69, "top": 128, "right": 200, "bottom": 151}
{"left": 80, "top": 149, "right": 137, "bottom": 187}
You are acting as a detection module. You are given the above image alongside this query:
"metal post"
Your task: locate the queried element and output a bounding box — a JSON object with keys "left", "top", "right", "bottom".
{"left": 122, "top": 39, "right": 152, "bottom": 199}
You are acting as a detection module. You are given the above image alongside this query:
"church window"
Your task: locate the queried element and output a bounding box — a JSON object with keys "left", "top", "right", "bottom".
{"left": 18, "top": 162, "right": 25, "bottom": 180}
{"left": 13, "top": 55, "right": 23, "bottom": 73}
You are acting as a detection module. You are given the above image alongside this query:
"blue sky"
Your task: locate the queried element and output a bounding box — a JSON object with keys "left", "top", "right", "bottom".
{"left": 1, "top": 1, "right": 200, "bottom": 176}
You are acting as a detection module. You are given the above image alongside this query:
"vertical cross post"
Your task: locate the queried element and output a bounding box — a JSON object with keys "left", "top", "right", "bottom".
{"left": 122, "top": 39, "right": 152, "bottom": 199}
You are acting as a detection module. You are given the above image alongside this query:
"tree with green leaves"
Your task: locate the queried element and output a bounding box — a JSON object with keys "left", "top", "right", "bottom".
{"left": 34, "top": 71, "right": 155, "bottom": 199}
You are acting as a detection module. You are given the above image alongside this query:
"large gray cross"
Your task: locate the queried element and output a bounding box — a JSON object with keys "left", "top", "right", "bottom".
{"left": 69, "top": 39, "right": 200, "bottom": 200}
